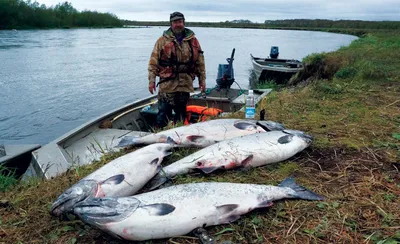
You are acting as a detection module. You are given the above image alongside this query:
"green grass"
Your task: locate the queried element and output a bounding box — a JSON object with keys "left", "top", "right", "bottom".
{"left": 0, "top": 165, "right": 18, "bottom": 192}
{"left": 255, "top": 80, "right": 283, "bottom": 90}
{"left": 0, "top": 29, "right": 399, "bottom": 244}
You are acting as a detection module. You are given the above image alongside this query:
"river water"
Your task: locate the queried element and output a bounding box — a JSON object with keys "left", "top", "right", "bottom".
{"left": 0, "top": 27, "right": 357, "bottom": 145}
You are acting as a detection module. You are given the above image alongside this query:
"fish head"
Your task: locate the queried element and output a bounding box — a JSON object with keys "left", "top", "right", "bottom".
{"left": 282, "top": 129, "right": 313, "bottom": 145}
{"left": 257, "top": 120, "right": 285, "bottom": 131}
{"left": 51, "top": 180, "right": 102, "bottom": 217}
{"left": 74, "top": 197, "right": 141, "bottom": 225}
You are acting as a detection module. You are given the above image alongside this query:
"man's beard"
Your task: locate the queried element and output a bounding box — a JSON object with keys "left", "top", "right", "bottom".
{"left": 173, "top": 27, "right": 184, "bottom": 35}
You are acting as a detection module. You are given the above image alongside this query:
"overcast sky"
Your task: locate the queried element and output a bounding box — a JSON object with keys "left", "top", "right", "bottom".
{"left": 37, "top": 0, "right": 400, "bottom": 22}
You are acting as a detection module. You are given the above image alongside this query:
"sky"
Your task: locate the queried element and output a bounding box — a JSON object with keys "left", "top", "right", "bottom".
{"left": 37, "top": 0, "right": 400, "bottom": 23}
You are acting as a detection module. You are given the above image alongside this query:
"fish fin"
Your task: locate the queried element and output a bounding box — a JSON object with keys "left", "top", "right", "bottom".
{"left": 117, "top": 136, "right": 140, "bottom": 147}
{"left": 258, "top": 200, "right": 274, "bottom": 208}
{"left": 256, "top": 120, "right": 285, "bottom": 131}
{"left": 219, "top": 214, "right": 241, "bottom": 224}
{"left": 197, "top": 166, "right": 220, "bottom": 174}
{"left": 234, "top": 121, "right": 256, "bottom": 130}
{"left": 186, "top": 135, "right": 205, "bottom": 143}
{"left": 277, "top": 134, "right": 293, "bottom": 144}
{"left": 101, "top": 174, "right": 125, "bottom": 185}
{"left": 216, "top": 204, "right": 239, "bottom": 215}
{"left": 156, "top": 145, "right": 175, "bottom": 157}
{"left": 147, "top": 174, "right": 169, "bottom": 190}
{"left": 166, "top": 136, "right": 177, "bottom": 144}
{"left": 141, "top": 203, "right": 175, "bottom": 216}
{"left": 279, "top": 177, "right": 325, "bottom": 201}
{"left": 241, "top": 154, "right": 254, "bottom": 167}
{"left": 149, "top": 158, "right": 160, "bottom": 165}
{"left": 216, "top": 204, "right": 241, "bottom": 224}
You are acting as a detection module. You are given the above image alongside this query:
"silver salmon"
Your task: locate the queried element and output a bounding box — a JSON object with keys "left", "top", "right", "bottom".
{"left": 117, "top": 119, "right": 285, "bottom": 148}
{"left": 74, "top": 178, "right": 323, "bottom": 241}
{"left": 147, "top": 129, "right": 312, "bottom": 189}
{"left": 51, "top": 143, "right": 174, "bottom": 217}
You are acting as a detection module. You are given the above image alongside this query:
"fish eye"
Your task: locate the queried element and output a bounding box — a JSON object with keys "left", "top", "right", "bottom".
{"left": 196, "top": 161, "right": 203, "bottom": 166}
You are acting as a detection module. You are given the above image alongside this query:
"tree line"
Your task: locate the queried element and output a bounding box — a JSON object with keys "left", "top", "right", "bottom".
{"left": 263, "top": 19, "right": 399, "bottom": 30}
{"left": 124, "top": 19, "right": 399, "bottom": 30}
{"left": 1, "top": 1, "right": 397, "bottom": 31}
{"left": 0, "top": 0, "right": 123, "bottom": 29}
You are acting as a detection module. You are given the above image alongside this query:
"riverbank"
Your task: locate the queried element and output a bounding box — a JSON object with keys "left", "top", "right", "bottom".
{"left": 0, "top": 29, "right": 399, "bottom": 243}
{"left": 124, "top": 19, "right": 399, "bottom": 37}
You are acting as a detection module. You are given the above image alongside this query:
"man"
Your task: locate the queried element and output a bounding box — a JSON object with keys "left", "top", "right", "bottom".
{"left": 148, "top": 11, "right": 206, "bottom": 128}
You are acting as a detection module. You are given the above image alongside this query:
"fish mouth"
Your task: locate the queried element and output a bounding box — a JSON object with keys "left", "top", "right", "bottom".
{"left": 283, "top": 129, "right": 313, "bottom": 144}
{"left": 257, "top": 120, "right": 285, "bottom": 132}
{"left": 50, "top": 180, "right": 98, "bottom": 217}
{"left": 74, "top": 197, "right": 140, "bottom": 225}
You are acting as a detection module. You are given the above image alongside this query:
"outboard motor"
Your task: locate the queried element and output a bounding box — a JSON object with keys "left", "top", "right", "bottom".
{"left": 0, "top": 144, "right": 5, "bottom": 157}
{"left": 270, "top": 46, "right": 279, "bottom": 59}
{"left": 216, "top": 48, "right": 235, "bottom": 89}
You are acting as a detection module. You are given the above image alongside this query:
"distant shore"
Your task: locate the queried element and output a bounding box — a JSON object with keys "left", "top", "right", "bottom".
{"left": 123, "top": 19, "right": 399, "bottom": 36}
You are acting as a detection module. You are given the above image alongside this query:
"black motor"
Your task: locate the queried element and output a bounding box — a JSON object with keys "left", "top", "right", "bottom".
{"left": 216, "top": 48, "right": 235, "bottom": 89}
{"left": 270, "top": 46, "right": 279, "bottom": 59}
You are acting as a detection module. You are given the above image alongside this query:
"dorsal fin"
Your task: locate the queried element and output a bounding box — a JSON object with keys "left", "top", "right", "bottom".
{"left": 141, "top": 203, "right": 175, "bottom": 216}
{"left": 149, "top": 158, "right": 159, "bottom": 165}
{"left": 278, "top": 135, "right": 293, "bottom": 144}
{"left": 101, "top": 174, "right": 125, "bottom": 185}
{"left": 234, "top": 121, "right": 257, "bottom": 130}
{"left": 187, "top": 135, "right": 205, "bottom": 143}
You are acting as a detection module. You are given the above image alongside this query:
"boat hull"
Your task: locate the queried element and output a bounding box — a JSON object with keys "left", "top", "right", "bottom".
{"left": 251, "top": 55, "right": 303, "bottom": 83}
{"left": 0, "top": 144, "right": 41, "bottom": 178}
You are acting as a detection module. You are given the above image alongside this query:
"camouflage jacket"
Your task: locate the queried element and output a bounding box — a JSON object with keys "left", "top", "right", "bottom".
{"left": 148, "top": 28, "right": 206, "bottom": 93}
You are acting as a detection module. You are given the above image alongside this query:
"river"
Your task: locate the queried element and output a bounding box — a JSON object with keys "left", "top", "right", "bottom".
{"left": 0, "top": 27, "right": 357, "bottom": 145}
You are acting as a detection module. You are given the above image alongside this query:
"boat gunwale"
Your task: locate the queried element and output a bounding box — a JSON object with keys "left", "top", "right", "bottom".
{"left": 54, "top": 95, "right": 158, "bottom": 145}
{"left": 0, "top": 144, "right": 41, "bottom": 164}
{"left": 250, "top": 54, "right": 304, "bottom": 75}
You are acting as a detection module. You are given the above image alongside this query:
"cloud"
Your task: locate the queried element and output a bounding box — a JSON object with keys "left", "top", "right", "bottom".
{"left": 37, "top": 0, "right": 400, "bottom": 22}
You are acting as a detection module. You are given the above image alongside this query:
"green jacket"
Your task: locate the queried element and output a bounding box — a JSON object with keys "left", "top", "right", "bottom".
{"left": 148, "top": 28, "right": 206, "bottom": 93}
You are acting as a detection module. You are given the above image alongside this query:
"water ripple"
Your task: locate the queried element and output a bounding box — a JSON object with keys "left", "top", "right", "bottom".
{"left": 0, "top": 44, "right": 24, "bottom": 49}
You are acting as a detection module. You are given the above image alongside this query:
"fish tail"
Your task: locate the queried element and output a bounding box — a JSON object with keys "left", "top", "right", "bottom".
{"left": 117, "top": 136, "right": 141, "bottom": 147}
{"left": 279, "top": 177, "right": 324, "bottom": 201}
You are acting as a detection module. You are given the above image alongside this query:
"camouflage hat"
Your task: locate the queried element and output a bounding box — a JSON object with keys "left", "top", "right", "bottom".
{"left": 170, "top": 12, "right": 185, "bottom": 21}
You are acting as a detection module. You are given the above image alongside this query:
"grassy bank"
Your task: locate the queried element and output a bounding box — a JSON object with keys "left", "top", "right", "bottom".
{"left": 1, "top": 29, "right": 399, "bottom": 243}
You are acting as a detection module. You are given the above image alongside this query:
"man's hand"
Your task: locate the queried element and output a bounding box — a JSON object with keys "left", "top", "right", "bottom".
{"left": 199, "top": 83, "right": 206, "bottom": 92}
{"left": 149, "top": 82, "right": 156, "bottom": 94}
